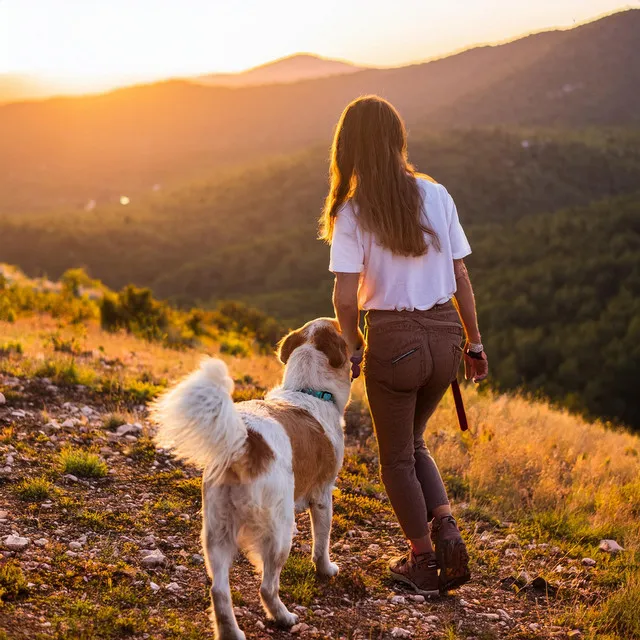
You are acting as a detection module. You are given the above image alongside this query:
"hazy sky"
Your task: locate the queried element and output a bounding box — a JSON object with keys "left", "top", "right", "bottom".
{"left": 0, "top": 0, "right": 636, "bottom": 87}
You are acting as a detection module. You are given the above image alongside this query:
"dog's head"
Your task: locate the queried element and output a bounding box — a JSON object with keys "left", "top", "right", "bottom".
{"left": 277, "top": 318, "right": 348, "bottom": 371}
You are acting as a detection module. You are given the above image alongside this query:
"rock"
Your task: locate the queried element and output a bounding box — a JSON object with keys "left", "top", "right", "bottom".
{"left": 459, "top": 598, "right": 471, "bottom": 607}
{"left": 4, "top": 535, "right": 30, "bottom": 551}
{"left": 504, "top": 548, "right": 518, "bottom": 557}
{"left": 483, "top": 613, "right": 500, "bottom": 621}
{"left": 69, "top": 541, "right": 83, "bottom": 551}
{"left": 291, "top": 623, "right": 310, "bottom": 634}
{"left": 391, "top": 628, "right": 412, "bottom": 638}
{"left": 192, "top": 553, "right": 204, "bottom": 563}
{"left": 581, "top": 557, "right": 596, "bottom": 567}
{"left": 34, "top": 538, "right": 48, "bottom": 547}
{"left": 80, "top": 406, "right": 94, "bottom": 416}
{"left": 124, "top": 435, "right": 138, "bottom": 443}
{"left": 61, "top": 418, "right": 78, "bottom": 428}
{"left": 389, "top": 595, "right": 406, "bottom": 605}
{"left": 0, "top": 511, "right": 8, "bottom": 519}
{"left": 408, "top": 595, "right": 425, "bottom": 603}
{"left": 141, "top": 549, "right": 167, "bottom": 568}
{"left": 149, "top": 581, "right": 160, "bottom": 592}
{"left": 5, "top": 455, "right": 14, "bottom": 465}
{"left": 497, "top": 609, "right": 512, "bottom": 621}
{"left": 367, "top": 544, "right": 381, "bottom": 553}
{"left": 165, "top": 582, "right": 182, "bottom": 593}
{"left": 529, "top": 623, "right": 540, "bottom": 632}
{"left": 424, "top": 616, "right": 439, "bottom": 624}
{"left": 116, "top": 424, "right": 142, "bottom": 437}
{"left": 65, "top": 550, "right": 78, "bottom": 558}
{"left": 0, "top": 466, "right": 12, "bottom": 475}
{"left": 63, "top": 474, "right": 78, "bottom": 482}
{"left": 174, "top": 565, "right": 189, "bottom": 573}
{"left": 0, "top": 392, "right": 5, "bottom": 405}
{"left": 599, "top": 539, "right": 624, "bottom": 554}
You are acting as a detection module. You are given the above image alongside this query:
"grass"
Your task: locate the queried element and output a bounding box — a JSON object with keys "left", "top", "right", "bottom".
{"left": 0, "top": 561, "right": 29, "bottom": 602}
{"left": 59, "top": 447, "right": 108, "bottom": 478}
{"left": 15, "top": 476, "right": 54, "bottom": 502}
{"left": 591, "top": 571, "right": 640, "bottom": 639}
{"left": 103, "top": 413, "right": 128, "bottom": 430}
{"left": 280, "top": 554, "right": 318, "bottom": 607}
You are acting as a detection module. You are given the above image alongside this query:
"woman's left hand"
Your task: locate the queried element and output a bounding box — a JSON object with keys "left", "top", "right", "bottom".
{"left": 350, "top": 344, "right": 364, "bottom": 379}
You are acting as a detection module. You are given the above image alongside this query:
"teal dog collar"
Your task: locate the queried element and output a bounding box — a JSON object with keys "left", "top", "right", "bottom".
{"left": 298, "top": 388, "right": 335, "bottom": 404}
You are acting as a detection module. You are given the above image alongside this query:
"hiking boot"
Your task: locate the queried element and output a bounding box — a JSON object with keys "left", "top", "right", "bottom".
{"left": 431, "top": 515, "right": 471, "bottom": 592}
{"left": 388, "top": 550, "right": 440, "bottom": 597}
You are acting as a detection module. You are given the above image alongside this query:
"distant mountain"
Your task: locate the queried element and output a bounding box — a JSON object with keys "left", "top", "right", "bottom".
{"left": 0, "top": 9, "right": 638, "bottom": 213}
{"left": 0, "top": 74, "right": 56, "bottom": 104}
{"left": 195, "top": 54, "right": 363, "bottom": 87}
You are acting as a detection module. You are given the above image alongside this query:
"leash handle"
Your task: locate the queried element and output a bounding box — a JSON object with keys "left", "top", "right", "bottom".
{"left": 451, "top": 380, "right": 469, "bottom": 431}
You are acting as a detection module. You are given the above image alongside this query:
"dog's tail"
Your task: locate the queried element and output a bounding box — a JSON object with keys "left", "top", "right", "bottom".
{"left": 151, "top": 357, "right": 272, "bottom": 483}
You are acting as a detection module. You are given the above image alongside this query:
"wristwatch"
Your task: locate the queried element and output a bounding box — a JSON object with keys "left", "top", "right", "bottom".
{"left": 465, "top": 342, "right": 484, "bottom": 360}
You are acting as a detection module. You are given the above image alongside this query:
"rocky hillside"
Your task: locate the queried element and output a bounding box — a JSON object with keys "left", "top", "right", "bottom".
{"left": 0, "top": 279, "right": 639, "bottom": 639}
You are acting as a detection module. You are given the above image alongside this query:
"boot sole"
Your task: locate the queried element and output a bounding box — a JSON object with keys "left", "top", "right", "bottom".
{"left": 388, "top": 569, "right": 440, "bottom": 598}
{"left": 436, "top": 539, "right": 471, "bottom": 593}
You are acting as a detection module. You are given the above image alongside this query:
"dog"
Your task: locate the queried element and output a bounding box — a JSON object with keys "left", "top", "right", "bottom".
{"left": 151, "top": 318, "right": 352, "bottom": 640}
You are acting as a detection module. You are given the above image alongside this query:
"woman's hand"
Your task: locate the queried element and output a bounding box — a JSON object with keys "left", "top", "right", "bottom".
{"left": 349, "top": 338, "right": 364, "bottom": 379}
{"left": 464, "top": 350, "right": 488, "bottom": 383}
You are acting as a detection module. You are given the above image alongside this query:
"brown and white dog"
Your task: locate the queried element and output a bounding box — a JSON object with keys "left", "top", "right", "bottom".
{"left": 151, "top": 319, "right": 351, "bottom": 640}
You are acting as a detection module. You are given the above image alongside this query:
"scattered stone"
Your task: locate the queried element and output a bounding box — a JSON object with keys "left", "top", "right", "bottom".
{"left": 291, "top": 623, "right": 310, "bottom": 634}
{"left": 599, "top": 539, "right": 624, "bottom": 554}
{"left": 497, "top": 609, "right": 512, "bottom": 621}
{"left": 529, "top": 623, "right": 540, "bottom": 632}
{"left": 149, "top": 581, "right": 160, "bottom": 592}
{"left": 61, "top": 418, "right": 77, "bottom": 428}
{"left": 581, "top": 557, "right": 596, "bottom": 567}
{"left": 63, "top": 474, "right": 79, "bottom": 482}
{"left": 459, "top": 598, "right": 471, "bottom": 607}
{"left": 0, "top": 392, "right": 5, "bottom": 405}
{"left": 116, "top": 424, "right": 141, "bottom": 437}
{"left": 141, "top": 549, "right": 167, "bottom": 568}
{"left": 0, "top": 511, "right": 8, "bottom": 519}
{"left": 425, "top": 616, "right": 439, "bottom": 624}
{"left": 124, "top": 435, "right": 138, "bottom": 443}
{"left": 0, "top": 466, "right": 12, "bottom": 475}
{"left": 192, "top": 553, "right": 204, "bottom": 563}
{"left": 165, "top": 582, "right": 182, "bottom": 593}
{"left": 3, "top": 534, "right": 30, "bottom": 551}
{"left": 389, "top": 595, "right": 406, "bottom": 605}
{"left": 69, "top": 541, "right": 83, "bottom": 551}
{"left": 483, "top": 613, "right": 500, "bottom": 621}
{"left": 34, "top": 538, "right": 48, "bottom": 547}
{"left": 65, "top": 551, "right": 78, "bottom": 558}
{"left": 408, "top": 595, "right": 425, "bottom": 603}
{"left": 391, "top": 628, "right": 412, "bottom": 638}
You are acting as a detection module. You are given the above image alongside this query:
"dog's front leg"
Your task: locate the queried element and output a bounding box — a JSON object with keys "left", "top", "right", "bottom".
{"left": 310, "top": 488, "right": 339, "bottom": 577}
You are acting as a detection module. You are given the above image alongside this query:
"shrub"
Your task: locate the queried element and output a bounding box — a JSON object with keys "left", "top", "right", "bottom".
{"left": 60, "top": 448, "right": 108, "bottom": 478}
{"left": 219, "top": 334, "right": 251, "bottom": 357}
{"left": 0, "top": 340, "right": 23, "bottom": 356}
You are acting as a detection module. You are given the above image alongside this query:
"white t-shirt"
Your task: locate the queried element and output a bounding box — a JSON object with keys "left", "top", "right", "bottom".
{"left": 329, "top": 177, "right": 471, "bottom": 311}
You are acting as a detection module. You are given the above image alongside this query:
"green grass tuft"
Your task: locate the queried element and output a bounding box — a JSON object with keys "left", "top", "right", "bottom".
{"left": 15, "top": 476, "right": 54, "bottom": 502}
{"left": 280, "top": 553, "right": 318, "bottom": 607}
{"left": 60, "top": 447, "right": 108, "bottom": 478}
{"left": 0, "top": 561, "right": 29, "bottom": 602}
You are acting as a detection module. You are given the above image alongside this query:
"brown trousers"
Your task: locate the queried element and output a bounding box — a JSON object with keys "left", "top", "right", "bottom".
{"left": 363, "top": 301, "right": 464, "bottom": 539}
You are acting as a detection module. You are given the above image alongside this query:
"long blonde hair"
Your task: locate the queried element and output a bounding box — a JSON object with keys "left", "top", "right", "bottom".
{"left": 319, "top": 95, "right": 439, "bottom": 256}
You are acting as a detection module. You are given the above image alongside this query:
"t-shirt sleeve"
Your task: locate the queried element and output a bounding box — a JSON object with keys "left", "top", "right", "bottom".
{"left": 329, "top": 204, "right": 364, "bottom": 273}
{"left": 443, "top": 187, "right": 472, "bottom": 260}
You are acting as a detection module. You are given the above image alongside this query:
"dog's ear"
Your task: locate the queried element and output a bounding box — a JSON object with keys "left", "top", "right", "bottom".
{"left": 277, "top": 329, "right": 306, "bottom": 364}
{"left": 313, "top": 326, "right": 348, "bottom": 368}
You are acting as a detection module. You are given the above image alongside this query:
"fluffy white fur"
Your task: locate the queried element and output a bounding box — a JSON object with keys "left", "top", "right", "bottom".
{"left": 151, "top": 319, "right": 351, "bottom": 640}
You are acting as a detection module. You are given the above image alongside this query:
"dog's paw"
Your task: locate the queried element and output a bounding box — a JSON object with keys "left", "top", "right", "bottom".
{"left": 275, "top": 610, "right": 298, "bottom": 628}
{"left": 316, "top": 560, "right": 339, "bottom": 577}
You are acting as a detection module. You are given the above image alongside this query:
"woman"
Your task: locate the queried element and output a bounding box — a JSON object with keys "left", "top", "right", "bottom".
{"left": 321, "top": 96, "right": 488, "bottom": 597}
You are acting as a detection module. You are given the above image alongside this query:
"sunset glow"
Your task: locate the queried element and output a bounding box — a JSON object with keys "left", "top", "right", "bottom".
{"left": 0, "top": 0, "right": 636, "bottom": 94}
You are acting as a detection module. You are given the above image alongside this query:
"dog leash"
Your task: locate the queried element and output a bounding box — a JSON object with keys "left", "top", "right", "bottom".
{"left": 450, "top": 379, "right": 468, "bottom": 431}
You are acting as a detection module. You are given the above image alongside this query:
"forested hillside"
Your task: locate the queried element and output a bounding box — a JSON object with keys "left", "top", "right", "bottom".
{"left": 2, "top": 127, "right": 640, "bottom": 427}
{"left": 1, "top": 10, "right": 638, "bottom": 213}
